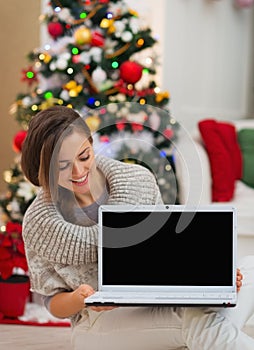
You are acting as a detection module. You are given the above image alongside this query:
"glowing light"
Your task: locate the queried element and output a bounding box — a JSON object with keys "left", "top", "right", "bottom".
{"left": 72, "top": 47, "right": 79, "bottom": 55}
{"left": 44, "top": 44, "right": 51, "bottom": 51}
{"left": 0, "top": 225, "right": 6, "bottom": 232}
{"left": 146, "top": 57, "right": 153, "bottom": 65}
{"left": 112, "top": 61, "right": 119, "bottom": 69}
{"left": 165, "top": 164, "right": 172, "bottom": 171}
{"left": 139, "top": 98, "right": 146, "bottom": 105}
{"left": 26, "top": 71, "right": 34, "bottom": 79}
{"left": 44, "top": 91, "right": 53, "bottom": 99}
{"left": 95, "top": 100, "right": 101, "bottom": 107}
{"left": 143, "top": 68, "right": 149, "bottom": 74}
{"left": 54, "top": 7, "right": 61, "bottom": 13}
{"left": 31, "top": 105, "right": 38, "bottom": 111}
{"left": 80, "top": 12, "right": 87, "bottom": 19}
{"left": 58, "top": 99, "right": 64, "bottom": 105}
{"left": 88, "top": 97, "right": 96, "bottom": 106}
{"left": 160, "top": 150, "right": 167, "bottom": 158}
{"left": 107, "top": 12, "right": 113, "bottom": 19}
{"left": 67, "top": 68, "right": 74, "bottom": 74}
{"left": 154, "top": 87, "right": 161, "bottom": 93}
{"left": 137, "top": 38, "right": 144, "bottom": 47}
{"left": 39, "top": 54, "right": 45, "bottom": 61}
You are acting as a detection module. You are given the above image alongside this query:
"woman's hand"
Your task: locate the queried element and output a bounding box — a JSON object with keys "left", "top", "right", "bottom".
{"left": 236, "top": 268, "right": 243, "bottom": 292}
{"left": 77, "top": 284, "right": 116, "bottom": 312}
{"left": 74, "top": 284, "right": 95, "bottom": 307}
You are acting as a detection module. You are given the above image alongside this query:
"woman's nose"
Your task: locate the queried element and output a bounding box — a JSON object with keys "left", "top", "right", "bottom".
{"left": 72, "top": 161, "right": 84, "bottom": 176}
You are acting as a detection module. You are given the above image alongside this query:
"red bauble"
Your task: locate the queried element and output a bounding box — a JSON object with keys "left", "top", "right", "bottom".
{"left": 13, "top": 130, "right": 27, "bottom": 153}
{"left": 119, "top": 61, "right": 143, "bottom": 84}
{"left": 47, "top": 22, "right": 64, "bottom": 39}
{"left": 91, "top": 31, "right": 105, "bottom": 47}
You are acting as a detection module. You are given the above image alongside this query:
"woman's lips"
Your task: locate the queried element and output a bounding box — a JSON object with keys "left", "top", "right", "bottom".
{"left": 70, "top": 174, "right": 88, "bottom": 186}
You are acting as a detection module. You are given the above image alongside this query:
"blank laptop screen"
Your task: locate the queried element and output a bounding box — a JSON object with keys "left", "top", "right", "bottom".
{"left": 101, "top": 210, "right": 234, "bottom": 287}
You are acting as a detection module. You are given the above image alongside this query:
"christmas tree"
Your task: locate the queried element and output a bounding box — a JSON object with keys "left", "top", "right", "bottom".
{"left": 1, "top": 0, "right": 179, "bottom": 230}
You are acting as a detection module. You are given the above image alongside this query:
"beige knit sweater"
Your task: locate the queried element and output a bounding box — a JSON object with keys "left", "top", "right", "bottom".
{"left": 22, "top": 155, "right": 163, "bottom": 325}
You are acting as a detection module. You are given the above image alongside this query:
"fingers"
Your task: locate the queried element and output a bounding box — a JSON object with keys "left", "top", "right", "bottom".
{"left": 236, "top": 268, "right": 243, "bottom": 292}
{"left": 80, "top": 284, "right": 95, "bottom": 298}
{"left": 90, "top": 305, "right": 118, "bottom": 312}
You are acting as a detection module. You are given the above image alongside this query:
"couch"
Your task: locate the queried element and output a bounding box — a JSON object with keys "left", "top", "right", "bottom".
{"left": 174, "top": 118, "right": 254, "bottom": 329}
{"left": 174, "top": 119, "right": 254, "bottom": 260}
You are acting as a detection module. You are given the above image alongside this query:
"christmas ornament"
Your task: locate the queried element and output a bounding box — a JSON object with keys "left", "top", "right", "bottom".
{"left": 85, "top": 116, "right": 101, "bottom": 132}
{"left": 12, "top": 130, "right": 27, "bottom": 153}
{"left": 235, "top": 0, "right": 254, "bottom": 7}
{"left": 91, "top": 31, "right": 105, "bottom": 47}
{"left": 92, "top": 67, "right": 107, "bottom": 85}
{"left": 119, "top": 61, "right": 143, "bottom": 84}
{"left": 47, "top": 21, "right": 64, "bottom": 39}
{"left": 64, "top": 81, "right": 83, "bottom": 97}
{"left": 74, "top": 27, "right": 92, "bottom": 45}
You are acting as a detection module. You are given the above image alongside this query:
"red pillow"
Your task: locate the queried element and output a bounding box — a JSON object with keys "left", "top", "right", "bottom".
{"left": 198, "top": 119, "right": 242, "bottom": 202}
{"left": 216, "top": 122, "right": 242, "bottom": 180}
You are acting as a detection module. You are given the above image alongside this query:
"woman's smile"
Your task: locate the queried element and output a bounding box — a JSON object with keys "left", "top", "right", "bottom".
{"left": 70, "top": 173, "right": 89, "bottom": 186}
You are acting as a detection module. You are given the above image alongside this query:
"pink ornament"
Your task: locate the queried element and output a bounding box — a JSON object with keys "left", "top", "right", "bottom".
{"left": 72, "top": 55, "right": 81, "bottom": 64}
{"left": 235, "top": 0, "right": 254, "bottom": 7}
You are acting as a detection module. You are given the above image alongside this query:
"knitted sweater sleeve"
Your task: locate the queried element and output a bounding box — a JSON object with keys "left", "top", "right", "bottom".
{"left": 22, "top": 190, "right": 98, "bottom": 266}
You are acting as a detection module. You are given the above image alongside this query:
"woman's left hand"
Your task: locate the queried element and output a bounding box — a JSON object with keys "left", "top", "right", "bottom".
{"left": 236, "top": 268, "right": 243, "bottom": 292}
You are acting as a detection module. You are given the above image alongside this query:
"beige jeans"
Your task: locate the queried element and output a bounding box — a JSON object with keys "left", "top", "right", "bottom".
{"left": 71, "top": 256, "right": 254, "bottom": 350}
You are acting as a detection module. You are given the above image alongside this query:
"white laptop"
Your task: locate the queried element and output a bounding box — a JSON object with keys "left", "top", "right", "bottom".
{"left": 85, "top": 204, "right": 237, "bottom": 307}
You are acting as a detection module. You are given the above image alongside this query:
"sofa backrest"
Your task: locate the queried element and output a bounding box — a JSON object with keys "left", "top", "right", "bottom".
{"left": 174, "top": 119, "right": 254, "bottom": 205}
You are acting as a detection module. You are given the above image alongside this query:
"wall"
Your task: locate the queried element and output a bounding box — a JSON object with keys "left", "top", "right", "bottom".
{"left": 0, "top": 1, "right": 40, "bottom": 192}
{"left": 163, "top": 0, "right": 254, "bottom": 130}
{"left": 127, "top": 0, "right": 254, "bottom": 129}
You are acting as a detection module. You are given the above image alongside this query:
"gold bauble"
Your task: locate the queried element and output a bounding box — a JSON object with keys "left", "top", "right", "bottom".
{"left": 74, "top": 27, "right": 92, "bottom": 46}
{"left": 85, "top": 116, "right": 101, "bottom": 132}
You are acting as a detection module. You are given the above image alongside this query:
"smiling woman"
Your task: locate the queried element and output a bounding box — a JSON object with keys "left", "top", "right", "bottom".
{"left": 18, "top": 105, "right": 254, "bottom": 350}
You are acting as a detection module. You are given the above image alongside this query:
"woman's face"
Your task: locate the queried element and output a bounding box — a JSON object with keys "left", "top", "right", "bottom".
{"left": 58, "top": 131, "right": 96, "bottom": 195}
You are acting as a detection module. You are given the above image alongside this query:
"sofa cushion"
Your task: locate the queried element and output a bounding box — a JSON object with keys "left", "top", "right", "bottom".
{"left": 238, "top": 128, "right": 254, "bottom": 188}
{"left": 198, "top": 119, "right": 242, "bottom": 202}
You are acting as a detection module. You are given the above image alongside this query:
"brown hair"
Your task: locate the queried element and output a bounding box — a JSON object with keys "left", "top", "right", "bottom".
{"left": 21, "top": 106, "right": 92, "bottom": 196}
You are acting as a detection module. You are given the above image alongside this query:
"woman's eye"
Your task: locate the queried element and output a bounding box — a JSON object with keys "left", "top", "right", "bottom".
{"left": 59, "top": 162, "right": 70, "bottom": 171}
{"left": 80, "top": 154, "right": 90, "bottom": 162}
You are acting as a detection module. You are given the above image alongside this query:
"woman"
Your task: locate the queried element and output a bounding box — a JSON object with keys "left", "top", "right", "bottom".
{"left": 21, "top": 105, "right": 254, "bottom": 349}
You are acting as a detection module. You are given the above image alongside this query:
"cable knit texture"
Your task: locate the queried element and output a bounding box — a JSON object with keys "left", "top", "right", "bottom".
{"left": 22, "top": 156, "right": 163, "bottom": 325}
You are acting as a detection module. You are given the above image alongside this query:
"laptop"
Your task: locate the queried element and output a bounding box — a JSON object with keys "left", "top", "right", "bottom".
{"left": 85, "top": 204, "right": 237, "bottom": 307}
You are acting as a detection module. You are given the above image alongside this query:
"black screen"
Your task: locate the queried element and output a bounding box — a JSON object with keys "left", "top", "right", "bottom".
{"left": 101, "top": 211, "right": 233, "bottom": 286}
